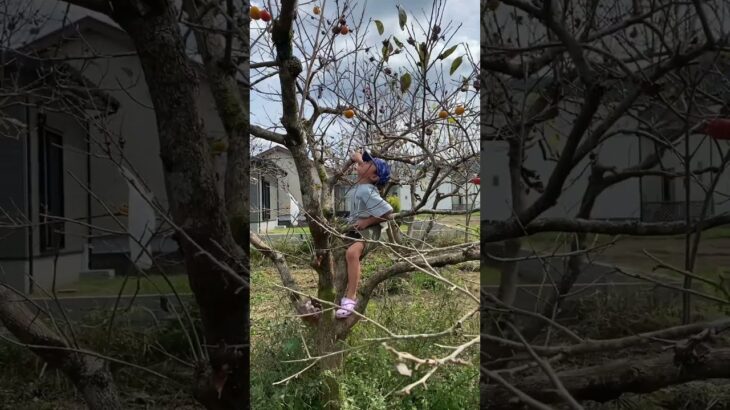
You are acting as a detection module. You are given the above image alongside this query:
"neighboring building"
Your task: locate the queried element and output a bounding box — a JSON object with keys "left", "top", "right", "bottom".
{"left": 250, "top": 157, "right": 285, "bottom": 233}
{"left": 1, "top": 16, "right": 233, "bottom": 293}
{"left": 482, "top": 1, "right": 730, "bottom": 223}
{"left": 0, "top": 50, "right": 120, "bottom": 293}
{"left": 481, "top": 66, "right": 730, "bottom": 222}
{"left": 258, "top": 146, "right": 478, "bottom": 220}
{"left": 257, "top": 145, "right": 315, "bottom": 225}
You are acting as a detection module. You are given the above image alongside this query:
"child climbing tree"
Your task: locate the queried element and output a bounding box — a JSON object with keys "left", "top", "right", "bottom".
{"left": 250, "top": 0, "right": 480, "bottom": 408}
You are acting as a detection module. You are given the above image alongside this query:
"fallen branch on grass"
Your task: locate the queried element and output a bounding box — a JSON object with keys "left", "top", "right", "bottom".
{"left": 484, "top": 347, "right": 730, "bottom": 406}
{"left": 0, "top": 285, "right": 123, "bottom": 410}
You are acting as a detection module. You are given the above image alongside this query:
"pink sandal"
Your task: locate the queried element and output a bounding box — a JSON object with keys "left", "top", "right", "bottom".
{"left": 335, "top": 297, "right": 357, "bottom": 319}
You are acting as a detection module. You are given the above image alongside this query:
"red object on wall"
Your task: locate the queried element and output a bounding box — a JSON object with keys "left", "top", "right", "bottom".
{"left": 469, "top": 176, "right": 480, "bottom": 185}
{"left": 704, "top": 118, "right": 730, "bottom": 140}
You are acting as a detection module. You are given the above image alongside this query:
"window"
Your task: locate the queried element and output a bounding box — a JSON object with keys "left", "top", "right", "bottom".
{"left": 261, "top": 180, "right": 271, "bottom": 221}
{"left": 492, "top": 175, "right": 499, "bottom": 186}
{"left": 661, "top": 168, "right": 674, "bottom": 202}
{"left": 39, "top": 128, "right": 65, "bottom": 251}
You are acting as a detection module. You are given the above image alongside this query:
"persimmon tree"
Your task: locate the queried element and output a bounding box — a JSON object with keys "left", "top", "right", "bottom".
{"left": 249, "top": 0, "right": 479, "bottom": 407}
{"left": 482, "top": 0, "right": 730, "bottom": 407}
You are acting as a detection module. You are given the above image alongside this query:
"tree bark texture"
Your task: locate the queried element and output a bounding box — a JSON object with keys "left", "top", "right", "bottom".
{"left": 109, "top": 4, "right": 247, "bottom": 408}
{"left": 484, "top": 349, "right": 730, "bottom": 407}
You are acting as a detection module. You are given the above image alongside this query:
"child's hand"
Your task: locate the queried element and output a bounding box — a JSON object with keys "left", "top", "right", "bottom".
{"left": 352, "top": 219, "right": 369, "bottom": 230}
{"left": 350, "top": 151, "right": 362, "bottom": 163}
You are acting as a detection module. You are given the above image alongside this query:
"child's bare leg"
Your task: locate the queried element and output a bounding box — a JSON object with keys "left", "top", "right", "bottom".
{"left": 345, "top": 241, "right": 365, "bottom": 300}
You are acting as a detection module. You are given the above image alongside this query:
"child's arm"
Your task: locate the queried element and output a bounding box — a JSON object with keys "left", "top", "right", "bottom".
{"left": 353, "top": 211, "right": 392, "bottom": 230}
{"left": 352, "top": 184, "right": 394, "bottom": 230}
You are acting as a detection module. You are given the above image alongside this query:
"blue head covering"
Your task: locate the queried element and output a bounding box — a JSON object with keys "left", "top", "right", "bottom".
{"left": 362, "top": 150, "right": 391, "bottom": 187}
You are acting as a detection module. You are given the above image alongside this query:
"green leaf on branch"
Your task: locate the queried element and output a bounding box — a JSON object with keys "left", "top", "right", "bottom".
{"left": 400, "top": 72, "right": 412, "bottom": 93}
{"left": 449, "top": 56, "right": 463, "bottom": 76}
{"left": 438, "top": 45, "right": 458, "bottom": 60}
{"left": 393, "top": 37, "right": 404, "bottom": 48}
{"left": 374, "top": 20, "right": 384, "bottom": 35}
{"left": 398, "top": 6, "right": 407, "bottom": 30}
{"left": 418, "top": 42, "right": 429, "bottom": 67}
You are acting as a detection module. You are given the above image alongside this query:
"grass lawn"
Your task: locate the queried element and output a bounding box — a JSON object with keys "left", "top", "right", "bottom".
{"left": 482, "top": 266, "right": 501, "bottom": 285}
{"left": 251, "top": 254, "right": 479, "bottom": 409}
{"left": 262, "top": 226, "right": 311, "bottom": 235}
{"left": 415, "top": 212, "right": 480, "bottom": 227}
{"left": 259, "top": 212, "right": 481, "bottom": 236}
{"left": 57, "top": 274, "right": 191, "bottom": 297}
{"left": 512, "top": 228, "right": 730, "bottom": 282}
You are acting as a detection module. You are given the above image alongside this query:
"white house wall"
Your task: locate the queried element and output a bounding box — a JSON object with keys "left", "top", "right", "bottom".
{"left": 481, "top": 141, "right": 512, "bottom": 220}
{"left": 0, "top": 261, "right": 27, "bottom": 295}
{"left": 414, "top": 179, "right": 454, "bottom": 210}
{"left": 397, "top": 185, "right": 413, "bottom": 212}
{"left": 260, "top": 148, "right": 324, "bottom": 223}
{"left": 48, "top": 32, "right": 161, "bottom": 236}
{"left": 645, "top": 135, "right": 718, "bottom": 202}
{"left": 249, "top": 174, "right": 279, "bottom": 224}
{"left": 482, "top": 103, "right": 643, "bottom": 220}
{"left": 483, "top": 128, "right": 729, "bottom": 221}
{"left": 32, "top": 252, "right": 84, "bottom": 291}
{"left": 0, "top": 105, "right": 88, "bottom": 293}
{"left": 260, "top": 149, "right": 301, "bottom": 222}
{"left": 47, "top": 29, "right": 227, "bottom": 244}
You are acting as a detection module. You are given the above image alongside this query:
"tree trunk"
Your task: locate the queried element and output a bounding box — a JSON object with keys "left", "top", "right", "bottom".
{"left": 0, "top": 287, "right": 122, "bottom": 410}
{"left": 110, "top": 5, "right": 247, "bottom": 408}
{"left": 496, "top": 238, "right": 522, "bottom": 305}
{"left": 484, "top": 348, "right": 730, "bottom": 407}
{"left": 315, "top": 318, "right": 344, "bottom": 410}
{"left": 177, "top": 0, "right": 251, "bottom": 249}
{"left": 520, "top": 178, "right": 598, "bottom": 342}
{"left": 483, "top": 238, "right": 522, "bottom": 367}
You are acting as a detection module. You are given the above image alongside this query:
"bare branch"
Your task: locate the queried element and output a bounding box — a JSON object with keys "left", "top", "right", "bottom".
{"left": 483, "top": 213, "right": 730, "bottom": 242}
{"left": 250, "top": 124, "right": 287, "bottom": 145}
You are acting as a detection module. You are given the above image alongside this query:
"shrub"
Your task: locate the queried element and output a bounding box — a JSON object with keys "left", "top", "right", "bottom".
{"left": 386, "top": 195, "right": 401, "bottom": 213}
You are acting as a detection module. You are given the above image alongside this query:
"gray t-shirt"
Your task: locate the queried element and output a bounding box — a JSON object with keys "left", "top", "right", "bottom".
{"left": 347, "top": 184, "right": 393, "bottom": 225}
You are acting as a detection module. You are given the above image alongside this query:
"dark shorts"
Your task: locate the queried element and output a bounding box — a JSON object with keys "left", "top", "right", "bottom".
{"left": 342, "top": 225, "right": 382, "bottom": 256}
{"left": 345, "top": 230, "right": 363, "bottom": 240}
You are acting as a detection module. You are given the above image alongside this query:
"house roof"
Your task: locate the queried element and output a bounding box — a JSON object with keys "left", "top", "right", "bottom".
{"left": 252, "top": 157, "right": 286, "bottom": 177}
{"left": 18, "top": 16, "right": 130, "bottom": 53}
{"left": 258, "top": 145, "right": 291, "bottom": 158}
{"left": 1, "top": 48, "right": 120, "bottom": 113}
{"left": 17, "top": 15, "right": 246, "bottom": 87}
{"left": 257, "top": 144, "right": 339, "bottom": 175}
